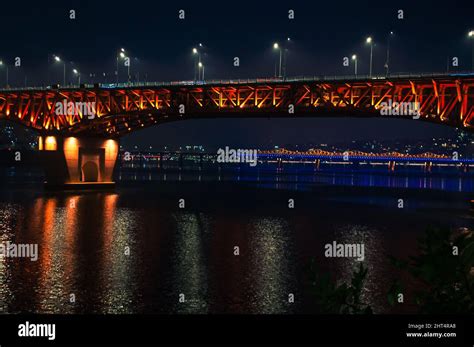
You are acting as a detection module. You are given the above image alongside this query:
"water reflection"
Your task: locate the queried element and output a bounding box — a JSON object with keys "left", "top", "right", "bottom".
{"left": 0, "top": 193, "right": 141, "bottom": 313}
{"left": 246, "top": 217, "right": 295, "bottom": 314}
{"left": 333, "top": 225, "right": 385, "bottom": 313}
{"left": 97, "top": 194, "right": 138, "bottom": 313}
{"left": 0, "top": 203, "right": 18, "bottom": 312}
{"left": 169, "top": 212, "right": 208, "bottom": 314}
{"left": 0, "top": 187, "right": 471, "bottom": 314}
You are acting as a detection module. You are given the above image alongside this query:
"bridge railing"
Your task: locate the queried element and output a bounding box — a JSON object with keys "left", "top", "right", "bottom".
{"left": 1, "top": 71, "right": 473, "bottom": 92}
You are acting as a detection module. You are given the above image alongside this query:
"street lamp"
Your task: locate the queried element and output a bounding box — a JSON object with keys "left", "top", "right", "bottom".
{"left": 385, "top": 31, "right": 394, "bottom": 76}
{"left": 198, "top": 62, "right": 205, "bottom": 81}
{"left": 352, "top": 54, "right": 358, "bottom": 76}
{"left": 273, "top": 42, "right": 282, "bottom": 78}
{"left": 0, "top": 60, "right": 8, "bottom": 87}
{"left": 115, "top": 48, "right": 130, "bottom": 83}
{"left": 366, "top": 36, "right": 374, "bottom": 77}
{"left": 283, "top": 37, "right": 291, "bottom": 79}
{"left": 193, "top": 47, "right": 202, "bottom": 80}
{"left": 469, "top": 30, "right": 474, "bottom": 71}
{"left": 73, "top": 69, "right": 81, "bottom": 85}
{"left": 54, "top": 55, "right": 66, "bottom": 85}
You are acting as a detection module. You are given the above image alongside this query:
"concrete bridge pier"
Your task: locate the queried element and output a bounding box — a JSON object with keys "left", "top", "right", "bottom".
{"left": 38, "top": 135, "right": 119, "bottom": 189}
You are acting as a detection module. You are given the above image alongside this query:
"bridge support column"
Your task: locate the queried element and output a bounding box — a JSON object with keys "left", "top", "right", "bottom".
{"left": 388, "top": 160, "right": 396, "bottom": 172}
{"left": 38, "top": 135, "right": 119, "bottom": 189}
{"left": 314, "top": 159, "right": 320, "bottom": 170}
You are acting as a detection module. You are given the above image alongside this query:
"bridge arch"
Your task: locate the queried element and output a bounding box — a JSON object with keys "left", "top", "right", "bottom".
{"left": 81, "top": 161, "right": 99, "bottom": 182}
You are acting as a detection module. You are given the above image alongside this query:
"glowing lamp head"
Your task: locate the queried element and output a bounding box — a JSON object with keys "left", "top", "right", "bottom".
{"left": 44, "top": 136, "right": 57, "bottom": 151}
{"left": 0, "top": 61, "right": 3, "bottom": 65}
{"left": 193, "top": 48, "right": 198, "bottom": 54}
{"left": 73, "top": 69, "right": 78, "bottom": 74}
{"left": 352, "top": 54, "right": 357, "bottom": 60}
{"left": 469, "top": 31, "right": 474, "bottom": 37}
{"left": 273, "top": 42, "right": 279, "bottom": 49}
{"left": 54, "top": 56, "right": 61, "bottom": 62}
{"left": 121, "top": 48, "right": 125, "bottom": 52}
{"left": 119, "top": 52, "right": 125, "bottom": 58}
{"left": 198, "top": 62, "right": 203, "bottom": 68}
{"left": 366, "top": 37, "right": 372, "bottom": 44}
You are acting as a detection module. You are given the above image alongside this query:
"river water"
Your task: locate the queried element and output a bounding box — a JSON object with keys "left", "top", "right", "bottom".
{"left": 0, "top": 167, "right": 473, "bottom": 314}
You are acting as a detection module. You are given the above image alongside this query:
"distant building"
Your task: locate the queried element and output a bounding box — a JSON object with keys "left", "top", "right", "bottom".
{"left": 0, "top": 121, "right": 37, "bottom": 150}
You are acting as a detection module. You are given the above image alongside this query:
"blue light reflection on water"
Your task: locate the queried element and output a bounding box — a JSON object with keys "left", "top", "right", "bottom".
{"left": 117, "top": 162, "right": 474, "bottom": 193}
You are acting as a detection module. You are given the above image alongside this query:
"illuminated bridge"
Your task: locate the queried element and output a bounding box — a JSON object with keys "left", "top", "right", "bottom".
{"left": 123, "top": 149, "right": 472, "bottom": 174}
{"left": 1, "top": 73, "right": 473, "bottom": 186}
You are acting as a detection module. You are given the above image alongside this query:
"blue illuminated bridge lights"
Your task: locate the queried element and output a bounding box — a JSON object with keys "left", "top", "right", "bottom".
{"left": 257, "top": 153, "right": 474, "bottom": 164}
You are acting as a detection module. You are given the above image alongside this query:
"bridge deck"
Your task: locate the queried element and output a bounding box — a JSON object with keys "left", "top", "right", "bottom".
{"left": 1, "top": 72, "right": 474, "bottom": 92}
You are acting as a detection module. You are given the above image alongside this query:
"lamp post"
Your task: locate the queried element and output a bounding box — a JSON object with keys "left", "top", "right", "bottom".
{"left": 283, "top": 37, "right": 292, "bottom": 79}
{"left": 366, "top": 37, "right": 373, "bottom": 77}
{"left": 73, "top": 69, "right": 81, "bottom": 85}
{"left": 273, "top": 42, "right": 282, "bottom": 78}
{"left": 198, "top": 62, "right": 205, "bottom": 81}
{"left": 116, "top": 48, "right": 125, "bottom": 83}
{"left": 352, "top": 54, "right": 358, "bottom": 76}
{"left": 126, "top": 55, "right": 131, "bottom": 83}
{"left": 385, "top": 31, "right": 394, "bottom": 76}
{"left": 54, "top": 55, "right": 66, "bottom": 85}
{"left": 469, "top": 30, "right": 474, "bottom": 71}
{"left": 193, "top": 47, "right": 202, "bottom": 80}
{"left": 0, "top": 60, "right": 8, "bottom": 87}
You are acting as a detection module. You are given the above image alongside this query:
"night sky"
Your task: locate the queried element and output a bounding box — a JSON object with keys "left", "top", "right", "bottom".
{"left": 1, "top": 0, "right": 473, "bottom": 148}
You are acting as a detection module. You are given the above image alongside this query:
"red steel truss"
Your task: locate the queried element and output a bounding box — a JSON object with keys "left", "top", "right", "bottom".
{"left": 0, "top": 76, "right": 473, "bottom": 137}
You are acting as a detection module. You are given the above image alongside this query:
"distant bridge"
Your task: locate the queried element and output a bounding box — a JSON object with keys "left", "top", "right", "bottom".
{"left": 126, "top": 149, "right": 457, "bottom": 162}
